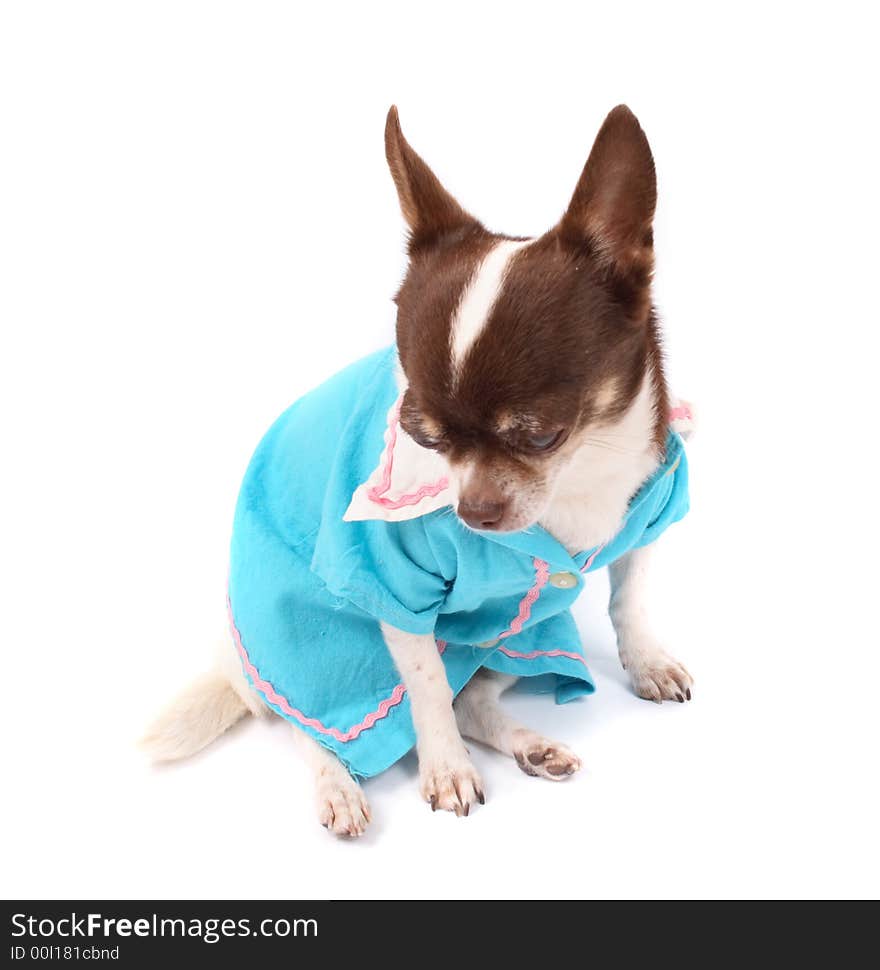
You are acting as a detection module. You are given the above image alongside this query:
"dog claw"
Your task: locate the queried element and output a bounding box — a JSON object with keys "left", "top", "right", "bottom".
{"left": 628, "top": 651, "right": 694, "bottom": 703}
{"left": 317, "top": 778, "right": 371, "bottom": 837}
{"left": 421, "top": 757, "right": 483, "bottom": 815}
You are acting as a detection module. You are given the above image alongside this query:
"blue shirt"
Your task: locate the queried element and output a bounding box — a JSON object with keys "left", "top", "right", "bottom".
{"left": 228, "top": 346, "right": 690, "bottom": 778}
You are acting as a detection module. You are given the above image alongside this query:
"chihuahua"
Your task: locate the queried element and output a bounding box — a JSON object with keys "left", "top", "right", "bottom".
{"left": 143, "top": 105, "right": 693, "bottom": 837}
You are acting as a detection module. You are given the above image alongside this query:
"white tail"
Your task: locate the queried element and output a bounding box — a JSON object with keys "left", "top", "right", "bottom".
{"left": 140, "top": 671, "right": 251, "bottom": 762}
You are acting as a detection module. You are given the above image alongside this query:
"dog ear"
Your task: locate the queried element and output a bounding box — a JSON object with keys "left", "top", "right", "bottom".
{"left": 557, "top": 105, "right": 656, "bottom": 282}
{"left": 385, "top": 106, "right": 478, "bottom": 248}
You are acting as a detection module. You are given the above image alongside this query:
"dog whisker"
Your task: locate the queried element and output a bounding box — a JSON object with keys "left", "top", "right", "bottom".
{"left": 582, "top": 437, "right": 643, "bottom": 457}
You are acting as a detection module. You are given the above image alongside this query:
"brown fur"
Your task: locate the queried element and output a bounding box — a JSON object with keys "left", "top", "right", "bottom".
{"left": 385, "top": 105, "right": 670, "bottom": 525}
{"left": 385, "top": 106, "right": 482, "bottom": 252}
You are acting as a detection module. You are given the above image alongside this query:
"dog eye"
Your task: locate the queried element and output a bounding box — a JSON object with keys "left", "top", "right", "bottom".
{"left": 524, "top": 429, "right": 564, "bottom": 452}
{"left": 408, "top": 427, "right": 447, "bottom": 452}
{"left": 400, "top": 410, "right": 447, "bottom": 452}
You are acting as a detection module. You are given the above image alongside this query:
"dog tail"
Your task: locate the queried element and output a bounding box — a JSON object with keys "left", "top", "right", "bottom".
{"left": 139, "top": 670, "right": 253, "bottom": 762}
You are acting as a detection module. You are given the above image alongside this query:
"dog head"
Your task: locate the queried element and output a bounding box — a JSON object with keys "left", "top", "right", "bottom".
{"left": 386, "top": 105, "right": 667, "bottom": 533}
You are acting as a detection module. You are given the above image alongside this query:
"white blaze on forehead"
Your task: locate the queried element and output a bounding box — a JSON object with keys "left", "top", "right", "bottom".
{"left": 449, "top": 237, "right": 532, "bottom": 379}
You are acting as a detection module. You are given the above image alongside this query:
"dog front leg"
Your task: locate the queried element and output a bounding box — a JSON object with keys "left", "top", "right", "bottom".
{"left": 608, "top": 543, "right": 693, "bottom": 702}
{"left": 381, "top": 623, "right": 484, "bottom": 815}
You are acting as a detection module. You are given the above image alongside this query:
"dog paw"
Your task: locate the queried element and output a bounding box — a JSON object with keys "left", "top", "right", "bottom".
{"left": 316, "top": 775, "right": 371, "bottom": 838}
{"left": 419, "top": 746, "right": 485, "bottom": 817}
{"left": 512, "top": 730, "right": 581, "bottom": 781}
{"left": 626, "top": 651, "right": 693, "bottom": 703}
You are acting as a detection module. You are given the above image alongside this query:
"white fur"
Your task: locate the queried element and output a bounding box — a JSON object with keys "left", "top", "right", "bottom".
{"left": 141, "top": 366, "right": 689, "bottom": 829}
{"left": 349, "top": 367, "right": 663, "bottom": 543}
{"left": 290, "top": 725, "right": 371, "bottom": 837}
{"left": 449, "top": 238, "right": 532, "bottom": 379}
{"left": 454, "top": 669, "right": 581, "bottom": 780}
{"left": 217, "top": 636, "right": 269, "bottom": 717}
{"left": 143, "top": 257, "right": 697, "bottom": 834}
{"left": 140, "top": 635, "right": 265, "bottom": 762}
{"left": 380, "top": 622, "right": 483, "bottom": 815}
{"left": 609, "top": 544, "right": 693, "bottom": 702}
{"left": 540, "top": 369, "right": 661, "bottom": 554}
{"left": 142, "top": 361, "right": 690, "bottom": 831}
{"left": 139, "top": 670, "right": 250, "bottom": 762}
{"left": 142, "top": 633, "right": 373, "bottom": 836}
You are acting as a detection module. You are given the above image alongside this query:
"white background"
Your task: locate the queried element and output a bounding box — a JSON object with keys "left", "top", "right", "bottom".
{"left": 2, "top": 1, "right": 878, "bottom": 900}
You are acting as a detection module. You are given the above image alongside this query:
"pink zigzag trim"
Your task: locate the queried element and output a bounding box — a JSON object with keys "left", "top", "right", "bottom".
{"left": 498, "top": 557, "right": 549, "bottom": 640}
{"left": 366, "top": 400, "right": 449, "bottom": 510}
{"left": 493, "top": 559, "right": 588, "bottom": 667}
{"left": 498, "top": 645, "right": 589, "bottom": 668}
{"left": 668, "top": 404, "right": 693, "bottom": 423}
{"left": 580, "top": 543, "right": 605, "bottom": 573}
{"left": 228, "top": 595, "right": 446, "bottom": 743}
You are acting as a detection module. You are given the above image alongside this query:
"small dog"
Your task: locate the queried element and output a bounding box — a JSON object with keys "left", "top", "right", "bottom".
{"left": 143, "top": 105, "right": 694, "bottom": 837}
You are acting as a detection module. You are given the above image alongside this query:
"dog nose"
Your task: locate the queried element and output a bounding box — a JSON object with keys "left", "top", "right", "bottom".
{"left": 457, "top": 495, "right": 506, "bottom": 529}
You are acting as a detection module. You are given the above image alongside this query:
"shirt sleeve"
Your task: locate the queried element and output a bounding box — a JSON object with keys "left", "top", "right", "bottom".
{"left": 637, "top": 443, "right": 690, "bottom": 548}
{"left": 311, "top": 515, "right": 450, "bottom": 635}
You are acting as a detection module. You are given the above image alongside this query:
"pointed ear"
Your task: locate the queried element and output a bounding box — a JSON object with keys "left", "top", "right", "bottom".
{"left": 385, "top": 106, "right": 478, "bottom": 247}
{"left": 558, "top": 105, "right": 656, "bottom": 278}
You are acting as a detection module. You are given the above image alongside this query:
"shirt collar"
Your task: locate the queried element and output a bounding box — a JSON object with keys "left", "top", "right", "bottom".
{"left": 344, "top": 385, "right": 693, "bottom": 557}
{"left": 343, "top": 393, "right": 458, "bottom": 523}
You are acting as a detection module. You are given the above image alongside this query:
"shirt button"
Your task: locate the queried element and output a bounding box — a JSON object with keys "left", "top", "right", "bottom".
{"left": 549, "top": 571, "right": 578, "bottom": 590}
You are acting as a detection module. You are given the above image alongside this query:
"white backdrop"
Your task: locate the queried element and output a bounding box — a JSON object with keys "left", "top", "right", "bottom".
{"left": 2, "top": 1, "right": 878, "bottom": 900}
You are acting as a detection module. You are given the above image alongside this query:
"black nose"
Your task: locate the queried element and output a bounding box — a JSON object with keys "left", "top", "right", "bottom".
{"left": 458, "top": 496, "right": 506, "bottom": 529}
